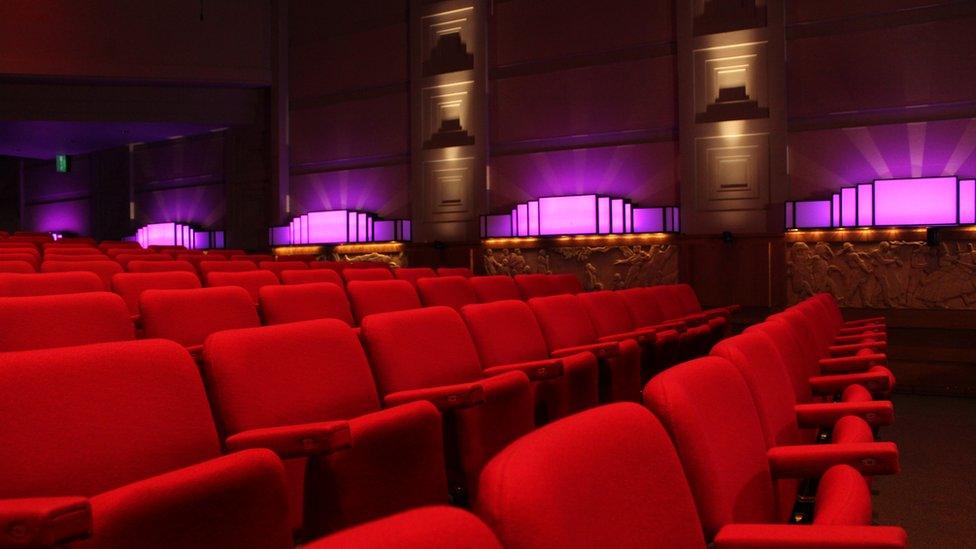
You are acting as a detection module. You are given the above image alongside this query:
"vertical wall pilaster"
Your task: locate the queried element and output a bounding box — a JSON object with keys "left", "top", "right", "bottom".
{"left": 409, "top": 0, "right": 488, "bottom": 242}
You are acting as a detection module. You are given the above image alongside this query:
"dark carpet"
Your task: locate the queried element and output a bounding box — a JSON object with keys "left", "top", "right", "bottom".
{"left": 873, "top": 394, "right": 976, "bottom": 546}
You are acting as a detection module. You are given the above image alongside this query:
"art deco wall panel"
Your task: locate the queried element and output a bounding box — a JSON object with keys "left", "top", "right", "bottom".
{"left": 411, "top": 0, "right": 486, "bottom": 241}
{"left": 677, "top": 0, "right": 787, "bottom": 234}
{"left": 695, "top": 133, "right": 769, "bottom": 210}
{"left": 289, "top": 94, "right": 410, "bottom": 166}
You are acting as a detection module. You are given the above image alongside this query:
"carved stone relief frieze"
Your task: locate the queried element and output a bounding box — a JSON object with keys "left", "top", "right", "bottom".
{"left": 786, "top": 240, "right": 976, "bottom": 309}
{"left": 332, "top": 251, "right": 406, "bottom": 268}
{"left": 482, "top": 244, "right": 678, "bottom": 290}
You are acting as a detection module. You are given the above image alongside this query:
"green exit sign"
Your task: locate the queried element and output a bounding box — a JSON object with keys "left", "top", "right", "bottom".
{"left": 55, "top": 154, "right": 70, "bottom": 173}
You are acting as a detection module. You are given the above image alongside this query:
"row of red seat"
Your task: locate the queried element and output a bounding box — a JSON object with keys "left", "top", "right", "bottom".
{"left": 0, "top": 291, "right": 905, "bottom": 547}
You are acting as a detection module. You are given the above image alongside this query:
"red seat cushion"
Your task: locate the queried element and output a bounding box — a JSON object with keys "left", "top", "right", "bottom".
{"left": 259, "top": 283, "right": 354, "bottom": 326}
{"left": 417, "top": 276, "right": 478, "bottom": 311}
{"left": 111, "top": 272, "right": 202, "bottom": 316}
{"left": 0, "top": 292, "right": 134, "bottom": 351}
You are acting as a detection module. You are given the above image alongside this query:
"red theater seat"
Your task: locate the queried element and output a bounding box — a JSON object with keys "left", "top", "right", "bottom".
{"left": 341, "top": 267, "right": 393, "bottom": 283}
{"left": 470, "top": 275, "right": 521, "bottom": 303}
{"left": 112, "top": 272, "right": 202, "bottom": 317}
{"left": 309, "top": 261, "right": 347, "bottom": 271}
{"left": 0, "top": 253, "right": 40, "bottom": 271}
{"left": 644, "top": 357, "right": 899, "bottom": 540}
{"left": 618, "top": 287, "right": 711, "bottom": 360}
{"left": 394, "top": 267, "right": 437, "bottom": 287}
{"left": 578, "top": 290, "right": 681, "bottom": 382}
{"left": 437, "top": 267, "right": 473, "bottom": 278}
{"left": 41, "top": 247, "right": 101, "bottom": 255}
{"left": 417, "top": 276, "right": 479, "bottom": 311}
{"left": 346, "top": 280, "right": 421, "bottom": 324}
{"left": 260, "top": 283, "right": 355, "bottom": 326}
{"left": 343, "top": 261, "right": 389, "bottom": 269}
{"left": 0, "top": 292, "right": 134, "bottom": 351}
{"left": 280, "top": 268, "right": 343, "bottom": 286}
{"left": 260, "top": 261, "right": 308, "bottom": 281}
{"left": 206, "top": 270, "right": 280, "bottom": 305}
{"left": 199, "top": 260, "right": 258, "bottom": 277}
{"left": 359, "top": 306, "right": 535, "bottom": 501}
{"left": 127, "top": 259, "right": 197, "bottom": 274}
{"left": 476, "top": 404, "right": 706, "bottom": 548}
{"left": 514, "top": 274, "right": 560, "bottom": 299}
{"left": 551, "top": 273, "right": 583, "bottom": 294}
{"left": 42, "top": 254, "right": 111, "bottom": 262}
{"left": 305, "top": 507, "right": 501, "bottom": 549}
{"left": 114, "top": 253, "right": 172, "bottom": 269}
{"left": 648, "top": 285, "right": 725, "bottom": 348}
{"left": 0, "top": 339, "right": 293, "bottom": 549}
{"left": 106, "top": 248, "right": 152, "bottom": 259}
{"left": 234, "top": 254, "right": 275, "bottom": 263}
{"left": 528, "top": 294, "right": 642, "bottom": 403}
{"left": 41, "top": 260, "right": 123, "bottom": 290}
{"left": 0, "top": 259, "right": 35, "bottom": 273}
{"left": 0, "top": 247, "right": 40, "bottom": 260}
{"left": 99, "top": 241, "right": 142, "bottom": 251}
{"left": 140, "top": 287, "right": 260, "bottom": 355}
{"left": 0, "top": 271, "right": 104, "bottom": 297}
{"left": 461, "top": 300, "right": 599, "bottom": 423}
{"left": 202, "top": 319, "right": 448, "bottom": 534}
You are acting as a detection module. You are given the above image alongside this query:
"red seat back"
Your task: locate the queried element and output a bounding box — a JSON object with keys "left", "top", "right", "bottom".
{"left": 551, "top": 273, "right": 583, "bottom": 295}
{"left": 577, "top": 291, "right": 638, "bottom": 337}
{"left": 0, "top": 255, "right": 38, "bottom": 270}
{"left": 437, "top": 267, "right": 473, "bottom": 278}
{"left": 470, "top": 275, "right": 521, "bottom": 303}
{"left": 206, "top": 270, "right": 280, "bottom": 304}
{"left": 527, "top": 294, "right": 600, "bottom": 350}
{"left": 460, "top": 300, "right": 551, "bottom": 366}
{"left": 0, "top": 292, "right": 134, "bottom": 351}
{"left": 342, "top": 268, "right": 393, "bottom": 283}
{"left": 514, "top": 274, "right": 559, "bottom": 299}
{"left": 112, "top": 272, "right": 202, "bottom": 316}
{"left": 259, "top": 283, "right": 354, "bottom": 326}
{"left": 198, "top": 260, "right": 258, "bottom": 277}
{"left": 259, "top": 261, "right": 308, "bottom": 281}
{"left": 0, "top": 271, "right": 104, "bottom": 297}
{"left": 140, "top": 287, "right": 260, "bottom": 349}
{"left": 416, "top": 276, "right": 478, "bottom": 311}
{"left": 346, "top": 280, "right": 421, "bottom": 324}
{"left": 280, "top": 268, "right": 343, "bottom": 286}
{"left": 40, "top": 260, "right": 123, "bottom": 290}
{"left": 394, "top": 267, "right": 437, "bottom": 287}
{"left": 127, "top": 260, "right": 197, "bottom": 274}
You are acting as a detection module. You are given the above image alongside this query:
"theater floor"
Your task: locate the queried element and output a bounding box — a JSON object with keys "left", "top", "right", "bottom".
{"left": 874, "top": 394, "right": 976, "bottom": 546}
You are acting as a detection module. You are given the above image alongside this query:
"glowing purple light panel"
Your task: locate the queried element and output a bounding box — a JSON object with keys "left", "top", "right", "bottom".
{"left": 960, "top": 180, "right": 975, "bottom": 225}
{"left": 527, "top": 201, "right": 540, "bottom": 236}
{"left": 841, "top": 187, "right": 857, "bottom": 227}
{"left": 633, "top": 207, "right": 664, "bottom": 233}
{"left": 597, "top": 197, "right": 610, "bottom": 234}
{"left": 794, "top": 200, "right": 832, "bottom": 229}
{"left": 831, "top": 194, "right": 840, "bottom": 227}
{"left": 539, "top": 195, "right": 598, "bottom": 236}
{"left": 857, "top": 184, "right": 873, "bottom": 226}
{"left": 485, "top": 214, "right": 513, "bottom": 237}
{"left": 874, "top": 177, "right": 957, "bottom": 226}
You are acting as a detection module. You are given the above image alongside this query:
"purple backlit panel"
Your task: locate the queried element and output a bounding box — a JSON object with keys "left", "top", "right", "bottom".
{"left": 539, "top": 195, "right": 598, "bottom": 235}
{"left": 624, "top": 202, "right": 633, "bottom": 233}
{"left": 485, "top": 214, "right": 513, "bottom": 237}
{"left": 401, "top": 220, "right": 411, "bottom": 241}
{"left": 610, "top": 198, "right": 624, "bottom": 234}
{"left": 840, "top": 188, "right": 857, "bottom": 227}
{"left": 831, "top": 194, "right": 840, "bottom": 227}
{"left": 794, "top": 200, "right": 832, "bottom": 229}
{"left": 374, "top": 220, "right": 395, "bottom": 241}
{"left": 348, "top": 212, "right": 358, "bottom": 242}
{"left": 528, "top": 201, "right": 539, "bottom": 236}
{"left": 633, "top": 208, "right": 664, "bottom": 233}
{"left": 857, "top": 184, "right": 873, "bottom": 226}
{"left": 269, "top": 226, "right": 291, "bottom": 246}
{"left": 25, "top": 200, "right": 91, "bottom": 236}
{"left": 516, "top": 204, "right": 529, "bottom": 236}
{"left": 874, "top": 177, "right": 957, "bottom": 226}
{"left": 785, "top": 202, "right": 794, "bottom": 229}
{"left": 307, "top": 210, "right": 348, "bottom": 244}
{"left": 357, "top": 213, "right": 368, "bottom": 243}
{"left": 197, "top": 231, "right": 214, "bottom": 249}
{"left": 597, "top": 197, "right": 611, "bottom": 234}
{"left": 960, "top": 180, "right": 976, "bottom": 224}
{"left": 147, "top": 223, "right": 177, "bottom": 246}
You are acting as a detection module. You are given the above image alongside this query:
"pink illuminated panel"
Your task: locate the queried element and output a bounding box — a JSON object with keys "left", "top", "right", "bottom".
{"left": 485, "top": 214, "right": 513, "bottom": 237}
{"left": 831, "top": 194, "right": 840, "bottom": 227}
{"left": 610, "top": 198, "right": 624, "bottom": 233}
{"left": 633, "top": 207, "right": 664, "bottom": 232}
{"left": 597, "top": 197, "right": 610, "bottom": 234}
{"left": 794, "top": 201, "right": 832, "bottom": 229}
{"left": 874, "top": 177, "right": 957, "bottom": 226}
{"left": 840, "top": 188, "right": 857, "bottom": 227}
{"left": 785, "top": 202, "right": 794, "bottom": 229}
{"left": 624, "top": 202, "right": 633, "bottom": 233}
{"left": 374, "top": 220, "right": 395, "bottom": 241}
{"left": 539, "top": 195, "right": 598, "bottom": 236}
{"left": 146, "top": 223, "right": 177, "bottom": 246}
{"left": 307, "top": 210, "right": 348, "bottom": 244}
{"left": 857, "top": 184, "right": 873, "bottom": 226}
{"left": 960, "top": 180, "right": 975, "bottom": 224}
{"left": 357, "top": 213, "right": 368, "bottom": 243}
{"left": 516, "top": 204, "right": 529, "bottom": 236}
{"left": 527, "top": 201, "right": 539, "bottom": 236}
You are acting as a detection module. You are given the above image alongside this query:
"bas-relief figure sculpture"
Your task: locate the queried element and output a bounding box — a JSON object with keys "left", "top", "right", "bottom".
{"left": 332, "top": 251, "right": 405, "bottom": 268}
{"left": 787, "top": 240, "right": 976, "bottom": 309}
{"left": 483, "top": 244, "right": 678, "bottom": 290}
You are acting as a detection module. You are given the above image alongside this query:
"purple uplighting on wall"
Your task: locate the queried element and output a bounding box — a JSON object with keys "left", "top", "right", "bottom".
{"left": 786, "top": 176, "right": 976, "bottom": 229}
{"left": 481, "top": 193, "right": 678, "bottom": 238}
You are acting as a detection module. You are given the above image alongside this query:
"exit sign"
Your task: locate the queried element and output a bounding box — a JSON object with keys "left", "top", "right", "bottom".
{"left": 55, "top": 154, "right": 70, "bottom": 173}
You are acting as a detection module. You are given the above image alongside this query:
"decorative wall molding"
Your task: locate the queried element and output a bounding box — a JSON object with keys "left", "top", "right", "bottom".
{"left": 489, "top": 40, "right": 677, "bottom": 81}
{"left": 786, "top": 2, "right": 976, "bottom": 40}
{"left": 695, "top": 132, "right": 769, "bottom": 211}
{"left": 694, "top": 41, "right": 769, "bottom": 123}
{"left": 483, "top": 243, "right": 678, "bottom": 291}
{"left": 787, "top": 239, "right": 976, "bottom": 309}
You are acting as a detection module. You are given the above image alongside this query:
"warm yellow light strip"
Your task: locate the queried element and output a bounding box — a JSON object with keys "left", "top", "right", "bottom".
{"left": 273, "top": 245, "right": 324, "bottom": 256}
{"left": 483, "top": 233, "right": 673, "bottom": 248}
{"left": 334, "top": 242, "right": 405, "bottom": 254}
